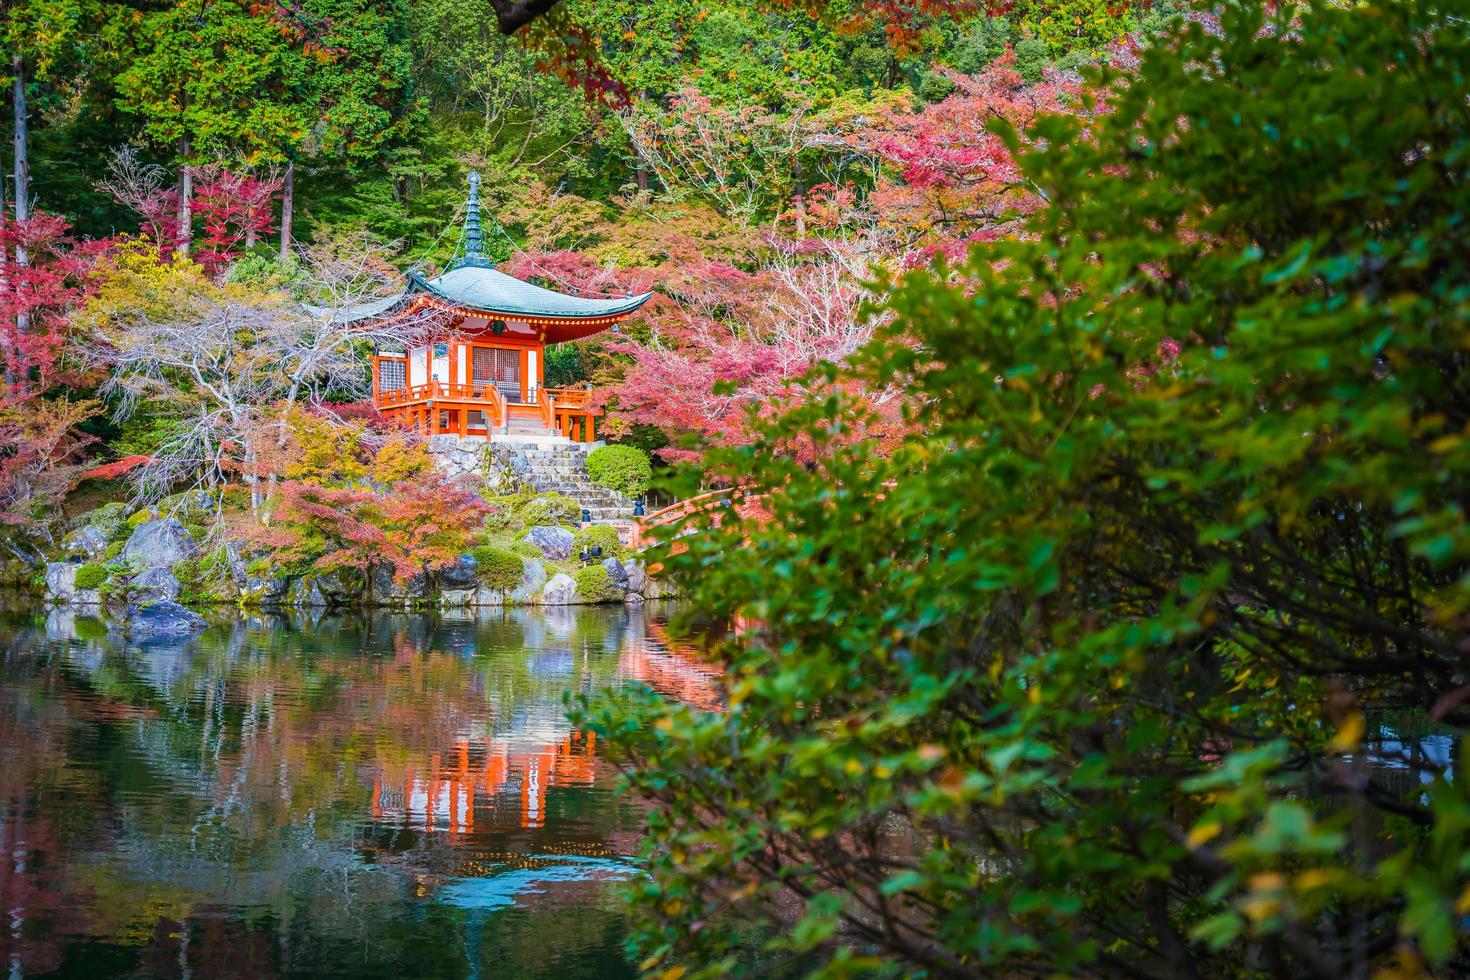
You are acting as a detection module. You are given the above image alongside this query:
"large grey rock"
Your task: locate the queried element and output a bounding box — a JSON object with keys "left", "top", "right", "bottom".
{"left": 288, "top": 571, "right": 361, "bottom": 607}
{"left": 372, "top": 566, "right": 430, "bottom": 606}
{"left": 63, "top": 524, "right": 111, "bottom": 559}
{"left": 245, "top": 575, "right": 293, "bottom": 604}
{"left": 473, "top": 584, "right": 507, "bottom": 606}
{"left": 622, "top": 559, "right": 648, "bottom": 595}
{"left": 127, "top": 600, "right": 207, "bottom": 637}
{"left": 132, "top": 566, "right": 180, "bottom": 603}
{"left": 437, "top": 555, "right": 479, "bottom": 590}
{"left": 223, "top": 540, "right": 251, "bottom": 587}
{"left": 510, "top": 559, "right": 547, "bottom": 604}
{"left": 523, "top": 525, "right": 575, "bottom": 561}
{"left": 602, "top": 556, "right": 629, "bottom": 588}
{"left": 123, "top": 518, "right": 197, "bottom": 569}
{"left": 288, "top": 576, "right": 327, "bottom": 608}
{"left": 542, "top": 572, "right": 577, "bottom": 605}
{"left": 45, "top": 562, "right": 101, "bottom": 605}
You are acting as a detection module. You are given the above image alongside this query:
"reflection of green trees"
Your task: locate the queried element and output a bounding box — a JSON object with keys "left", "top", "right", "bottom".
{"left": 0, "top": 603, "right": 665, "bottom": 977}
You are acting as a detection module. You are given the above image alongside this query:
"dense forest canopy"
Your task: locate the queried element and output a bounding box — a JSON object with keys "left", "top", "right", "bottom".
{"left": 0, "top": 0, "right": 1183, "bottom": 505}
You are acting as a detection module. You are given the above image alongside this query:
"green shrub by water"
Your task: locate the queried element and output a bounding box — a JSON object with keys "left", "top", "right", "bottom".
{"left": 585, "top": 445, "right": 652, "bottom": 497}
{"left": 73, "top": 564, "right": 108, "bottom": 590}
{"left": 573, "top": 564, "right": 620, "bottom": 603}
{"left": 470, "top": 546, "right": 523, "bottom": 591}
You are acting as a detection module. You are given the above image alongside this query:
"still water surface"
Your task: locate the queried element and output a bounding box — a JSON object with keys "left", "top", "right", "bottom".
{"left": 0, "top": 602, "right": 719, "bottom": 979}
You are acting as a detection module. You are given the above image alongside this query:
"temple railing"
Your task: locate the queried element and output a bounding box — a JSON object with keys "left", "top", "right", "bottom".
{"left": 376, "top": 381, "right": 506, "bottom": 425}
{"left": 543, "top": 386, "right": 593, "bottom": 410}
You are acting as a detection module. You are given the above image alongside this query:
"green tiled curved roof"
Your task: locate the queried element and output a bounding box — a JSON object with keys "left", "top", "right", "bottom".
{"left": 411, "top": 268, "right": 653, "bottom": 320}
{"left": 306, "top": 172, "right": 652, "bottom": 325}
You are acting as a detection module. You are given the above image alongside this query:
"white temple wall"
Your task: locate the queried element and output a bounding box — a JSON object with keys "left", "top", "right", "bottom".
{"left": 409, "top": 345, "right": 428, "bottom": 388}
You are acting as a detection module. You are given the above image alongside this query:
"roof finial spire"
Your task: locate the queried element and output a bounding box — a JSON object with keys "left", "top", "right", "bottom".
{"left": 452, "top": 170, "right": 493, "bottom": 270}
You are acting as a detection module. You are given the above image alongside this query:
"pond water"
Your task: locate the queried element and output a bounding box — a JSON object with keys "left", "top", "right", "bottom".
{"left": 0, "top": 602, "right": 719, "bottom": 979}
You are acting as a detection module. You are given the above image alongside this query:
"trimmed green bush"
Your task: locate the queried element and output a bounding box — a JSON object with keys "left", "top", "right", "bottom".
{"left": 574, "top": 524, "right": 628, "bottom": 559}
{"left": 585, "top": 445, "right": 652, "bottom": 498}
{"left": 573, "top": 564, "right": 621, "bottom": 603}
{"left": 513, "top": 540, "right": 543, "bottom": 559}
{"left": 73, "top": 564, "right": 109, "bottom": 590}
{"left": 470, "top": 546, "right": 523, "bottom": 591}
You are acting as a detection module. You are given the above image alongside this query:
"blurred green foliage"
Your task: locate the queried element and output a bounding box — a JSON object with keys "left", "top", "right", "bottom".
{"left": 577, "top": 1, "right": 1470, "bottom": 975}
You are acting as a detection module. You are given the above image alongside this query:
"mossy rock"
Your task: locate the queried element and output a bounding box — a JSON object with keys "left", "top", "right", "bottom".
{"left": 156, "top": 489, "right": 220, "bottom": 524}
{"left": 87, "top": 502, "right": 131, "bottom": 541}
{"left": 174, "top": 548, "right": 235, "bottom": 604}
{"left": 102, "top": 540, "right": 125, "bottom": 562}
{"left": 519, "top": 492, "right": 583, "bottom": 527}
{"left": 573, "top": 564, "right": 622, "bottom": 604}
{"left": 125, "top": 509, "right": 153, "bottom": 529}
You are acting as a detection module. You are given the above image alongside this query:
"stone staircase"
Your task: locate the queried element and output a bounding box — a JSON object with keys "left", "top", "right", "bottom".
{"left": 486, "top": 439, "right": 637, "bottom": 522}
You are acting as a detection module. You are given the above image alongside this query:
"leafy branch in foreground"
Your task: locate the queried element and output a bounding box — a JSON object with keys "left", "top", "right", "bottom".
{"left": 578, "top": 1, "right": 1470, "bottom": 976}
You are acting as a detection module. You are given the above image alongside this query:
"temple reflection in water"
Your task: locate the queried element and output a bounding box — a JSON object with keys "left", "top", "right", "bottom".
{"left": 0, "top": 601, "right": 720, "bottom": 979}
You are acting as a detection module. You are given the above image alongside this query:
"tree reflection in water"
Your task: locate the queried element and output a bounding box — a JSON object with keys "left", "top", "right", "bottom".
{"left": 0, "top": 602, "right": 719, "bottom": 979}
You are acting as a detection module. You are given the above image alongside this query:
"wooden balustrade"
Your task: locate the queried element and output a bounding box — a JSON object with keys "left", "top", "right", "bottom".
{"left": 376, "top": 381, "right": 506, "bottom": 426}
{"left": 543, "top": 386, "right": 592, "bottom": 409}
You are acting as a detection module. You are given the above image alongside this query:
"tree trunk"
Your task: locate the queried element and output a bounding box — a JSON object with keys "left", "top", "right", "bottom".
{"left": 12, "top": 52, "right": 30, "bottom": 258}
{"left": 793, "top": 162, "right": 807, "bottom": 237}
{"left": 176, "top": 132, "right": 192, "bottom": 258}
{"left": 636, "top": 159, "right": 649, "bottom": 194}
{"left": 1, "top": 146, "right": 10, "bottom": 387}
{"left": 11, "top": 52, "right": 31, "bottom": 380}
{"left": 278, "top": 158, "right": 294, "bottom": 261}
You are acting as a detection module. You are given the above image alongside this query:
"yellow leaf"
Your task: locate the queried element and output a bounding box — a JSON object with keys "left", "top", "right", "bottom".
{"left": 1295, "top": 869, "right": 1334, "bottom": 891}
{"left": 1328, "top": 712, "right": 1365, "bottom": 753}
{"left": 1186, "top": 820, "right": 1221, "bottom": 849}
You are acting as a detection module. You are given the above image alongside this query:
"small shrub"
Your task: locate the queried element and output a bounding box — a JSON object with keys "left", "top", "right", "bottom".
{"left": 918, "top": 69, "right": 955, "bottom": 102}
{"left": 470, "top": 546, "right": 523, "bottom": 591}
{"left": 74, "top": 563, "right": 109, "bottom": 590}
{"left": 574, "top": 524, "right": 628, "bottom": 559}
{"left": 585, "top": 445, "right": 652, "bottom": 498}
{"left": 574, "top": 564, "right": 622, "bottom": 603}
{"left": 1014, "top": 36, "right": 1050, "bottom": 82}
{"left": 520, "top": 492, "right": 583, "bottom": 527}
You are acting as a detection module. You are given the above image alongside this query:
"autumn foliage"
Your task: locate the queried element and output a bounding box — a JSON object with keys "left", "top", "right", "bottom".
{"left": 246, "top": 423, "right": 489, "bottom": 583}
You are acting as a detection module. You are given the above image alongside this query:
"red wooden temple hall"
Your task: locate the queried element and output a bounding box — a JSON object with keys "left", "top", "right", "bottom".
{"left": 332, "top": 172, "right": 652, "bottom": 441}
